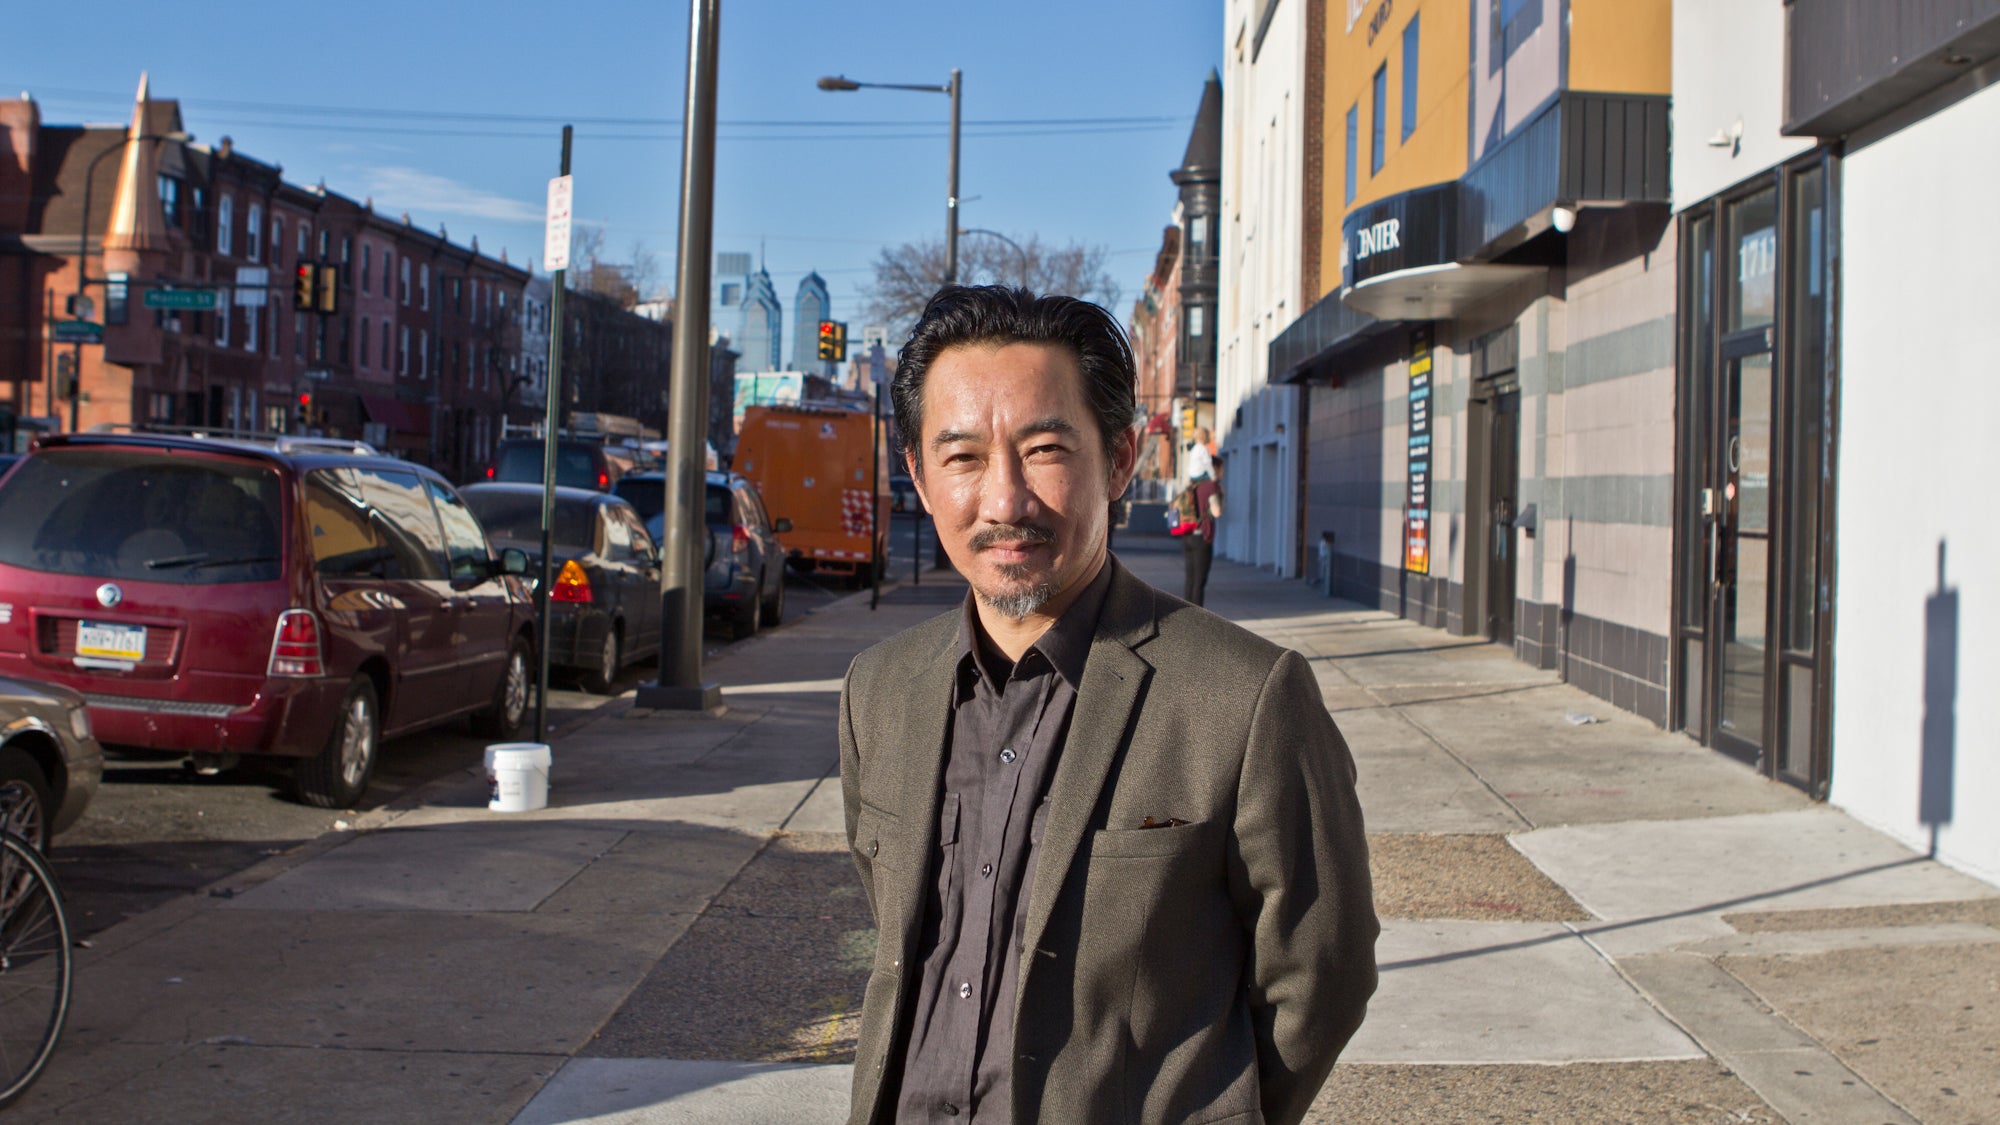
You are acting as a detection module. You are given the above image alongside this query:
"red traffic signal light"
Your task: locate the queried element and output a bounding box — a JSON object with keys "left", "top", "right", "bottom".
{"left": 293, "top": 263, "right": 316, "bottom": 311}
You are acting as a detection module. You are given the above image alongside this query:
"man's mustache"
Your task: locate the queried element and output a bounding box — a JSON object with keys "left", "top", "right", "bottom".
{"left": 970, "top": 523, "right": 1058, "bottom": 551}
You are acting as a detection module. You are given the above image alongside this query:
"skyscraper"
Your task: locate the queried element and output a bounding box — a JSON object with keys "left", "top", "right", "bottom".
{"left": 792, "top": 271, "right": 830, "bottom": 375}
{"left": 737, "top": 266, "right": 782, "bottom": 373}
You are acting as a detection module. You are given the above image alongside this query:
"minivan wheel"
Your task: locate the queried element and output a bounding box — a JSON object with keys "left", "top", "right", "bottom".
{"left": 297, "top": 676, "right": 378, "bottom": 809}
{"left": 579, "top": 626, "right": 622, "bottom": 696}
{"left": 472, "top": 635, "right": 534, "bottom": 739}
{"left": 0, "top": 749, "right": 52, "bottom": 853}
{"left": 731, "top": 581, "right": 761, "bottom": 640}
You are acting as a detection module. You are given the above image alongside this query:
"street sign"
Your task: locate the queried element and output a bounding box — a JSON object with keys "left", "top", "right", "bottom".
{"left": 303, "top": 368, "right": 332, "bottom": 382}
{"left": 544, "top": 174, "right": 573, "bottom": 273}
{"left": 51, "top": 320, "right": 103, "bottom": 343}
{"left": 143, "top": 288, "right": 219, "bottom": 311}
{"left": 235, "top": 267, "right": 269, "bottom": 307}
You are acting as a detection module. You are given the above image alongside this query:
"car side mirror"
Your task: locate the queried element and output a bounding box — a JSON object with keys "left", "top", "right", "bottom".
{"left": 497, "top": 547, "right": 529, "bottom": 576}
{"left": 773, "top": 518, "right": 793, "bottom": 534}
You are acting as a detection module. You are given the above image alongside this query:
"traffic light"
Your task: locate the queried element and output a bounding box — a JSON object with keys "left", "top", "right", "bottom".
{"left": 296, "top": 392, "right": 313, "bottom": 427}
{"left": 316, "top": 265, "right": 340, "bottom": 314}
{"left": 54, "top": 353, "right": 77, "bottom": 401}
{"left": 293, "top": 263, "right": 316, "bottom": 311}
{"left": 817, "top": 320, "right": 838, "bottom": 361}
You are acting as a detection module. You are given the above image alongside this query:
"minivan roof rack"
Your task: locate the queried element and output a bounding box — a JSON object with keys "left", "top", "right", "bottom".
{"left": 83, "top": 422, "right": 384, "bottom": 457}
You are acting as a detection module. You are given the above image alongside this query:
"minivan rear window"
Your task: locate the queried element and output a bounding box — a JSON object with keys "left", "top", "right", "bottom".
{"left": 0, "top": 448, "right": 283, "bottom": 584}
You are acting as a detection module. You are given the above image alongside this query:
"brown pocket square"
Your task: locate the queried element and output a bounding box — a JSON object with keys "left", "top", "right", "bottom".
{"left": 1138, "top": 816, "right": 1190, "bottom": 829}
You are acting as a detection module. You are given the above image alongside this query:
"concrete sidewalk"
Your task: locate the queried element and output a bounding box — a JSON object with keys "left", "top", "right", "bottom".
{"left": 14, "top": 542, "right": 1997, "bottom": 1124}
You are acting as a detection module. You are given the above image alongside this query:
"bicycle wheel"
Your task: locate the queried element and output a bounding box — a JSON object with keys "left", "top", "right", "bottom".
{"left": 0, "top": 831, "right": 70, "bottom": 1106}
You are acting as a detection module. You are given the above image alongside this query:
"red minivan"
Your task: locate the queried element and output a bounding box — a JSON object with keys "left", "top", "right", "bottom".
{"left": 0, "top": 432, "right": 536, "bottom": 808}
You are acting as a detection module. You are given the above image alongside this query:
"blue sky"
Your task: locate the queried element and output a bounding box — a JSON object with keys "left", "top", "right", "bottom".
{"left": 14, "top": 0, "right": 1221, "bottom": 337}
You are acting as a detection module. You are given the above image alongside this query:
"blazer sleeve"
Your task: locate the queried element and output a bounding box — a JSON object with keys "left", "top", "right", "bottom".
{"left": 838, "top": 656, "right": 878, "bottom": 913}
{"left": 1227, "top": 648, "right": 1380, "bottom": 1125}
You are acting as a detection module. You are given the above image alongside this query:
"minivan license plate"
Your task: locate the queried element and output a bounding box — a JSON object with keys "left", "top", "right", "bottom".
{"left": 77, "top": 621, "right": 146, "bottom": 662}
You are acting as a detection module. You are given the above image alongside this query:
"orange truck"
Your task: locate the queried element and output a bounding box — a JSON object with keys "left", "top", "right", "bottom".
{"left": 732, "top": 403, "right": 891, "bottom": 584}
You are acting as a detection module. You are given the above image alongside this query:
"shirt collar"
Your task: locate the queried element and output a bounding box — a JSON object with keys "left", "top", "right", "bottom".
{"left": 954, "top": 556, "right": 1115, "bottom": 696}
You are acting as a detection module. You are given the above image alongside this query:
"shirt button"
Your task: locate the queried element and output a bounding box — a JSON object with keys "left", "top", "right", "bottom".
{"left": 981, "top": 863, "right": 993, "bottom": 878}
{"left": 958, "top": 982, "right": 972, "bottom": 1000}
{"left": 999, "top": 747, "right": 1017, "bottom": 764}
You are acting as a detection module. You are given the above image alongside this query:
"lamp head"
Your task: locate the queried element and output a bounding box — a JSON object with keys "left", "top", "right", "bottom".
{"left": 1551, "top": 205, "right": 1577, "bottom": 234}
{"left": 817, "top": 76, "right": 861, "bottom": 91}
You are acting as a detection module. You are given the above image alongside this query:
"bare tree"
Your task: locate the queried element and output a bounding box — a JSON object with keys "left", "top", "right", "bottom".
{"left": 863, "top": 233, "right": 1122, "bottom": 334}
{"left": 627, "top": 240, "right": 663, "bottom": 303}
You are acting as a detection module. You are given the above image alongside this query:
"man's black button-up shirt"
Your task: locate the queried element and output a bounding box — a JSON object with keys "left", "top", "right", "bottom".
{"left": 893, "top": 561, "right": 1112, "bottom": 1123}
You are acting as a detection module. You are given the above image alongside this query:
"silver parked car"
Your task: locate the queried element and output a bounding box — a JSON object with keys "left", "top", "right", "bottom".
{"left": 0, "top": 676, "right": 105, "bottom": 850}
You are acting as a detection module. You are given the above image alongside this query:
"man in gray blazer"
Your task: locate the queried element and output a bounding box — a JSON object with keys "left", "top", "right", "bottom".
{"left": 841, "top": 286, "right": 1377, "bottom": 1124}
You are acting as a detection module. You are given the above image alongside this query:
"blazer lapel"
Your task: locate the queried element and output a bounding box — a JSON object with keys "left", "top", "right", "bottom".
{"left": 881, "top": 622, "right": 959, "bottom": 959}
{"left": 1018, "top": 559, "right": 1159, "bottom": 963}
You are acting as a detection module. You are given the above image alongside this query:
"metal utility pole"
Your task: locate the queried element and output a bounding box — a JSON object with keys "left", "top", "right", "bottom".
{"left": 534, "top": 125, "right": 572, "bottom": 745}
{"left": 638, "top": 0, "right": 724, "bottom": 712}
{"left": 944, "top": 68, "right": 961, "bottom": 286}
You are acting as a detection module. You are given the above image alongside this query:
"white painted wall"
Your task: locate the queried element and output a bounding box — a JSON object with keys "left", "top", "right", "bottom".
{"left": 1829, "top": 82, "right": 2000, "bottom": 888}
{"left": 1218, "top": 0, "right": 1304, "bottom": 575}
{"left": 1671, "top": 0, "right": 1813, "bottom": 209}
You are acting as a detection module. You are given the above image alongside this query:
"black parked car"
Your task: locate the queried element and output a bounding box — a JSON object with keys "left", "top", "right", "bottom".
{"left": 615, "top": 471, "right": 789, "bottom": 640}
{"left": 460, "top": 483, "right": 663, "bottom": 693}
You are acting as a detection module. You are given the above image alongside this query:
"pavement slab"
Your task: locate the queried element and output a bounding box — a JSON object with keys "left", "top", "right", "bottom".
{"left": 222, "top": 823, "right": 628, "bottom": 912}
{"left": 15, "top": 1042, "right": 562, "bottom": 1125}
{"left": 516, "top": 1058, "right": 851, "bottom": 1125}
{"left": 63, "top": 909, "right": 672, "bottom": 1054}
{"left": 1350, "top": 920, "right": 1701, "bottom": 1064}
{"left": 1514, "top": 809, "right": 2000, "bottom": 956}
{"left": 1305, "top": 1060, "right": 1783, "bottom": 1124}
{"left": 1723, "top": 896, "right": 2000, "bottom": 933}
{"left": 589, "top": 833, "right": 872, "bottom": 1065}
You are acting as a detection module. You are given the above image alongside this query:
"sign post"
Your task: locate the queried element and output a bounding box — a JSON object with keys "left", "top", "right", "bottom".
{"left": 533, "top": 131, "right": 573, "bottom": 744}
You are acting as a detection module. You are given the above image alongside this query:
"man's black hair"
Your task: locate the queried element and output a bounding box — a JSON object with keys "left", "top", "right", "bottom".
{"left": 891, "top": 285, "right": 1137, "bottom": 471}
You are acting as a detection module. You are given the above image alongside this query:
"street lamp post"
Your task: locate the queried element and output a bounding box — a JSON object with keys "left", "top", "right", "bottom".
{"left": 959, "top": 227, "right": 1029, "bottom": 288}
{"left": 72, "top": 130, "right": 185, "bottom": 432}
{"left": 818, "top": 70, "right": 962, "bottom": 287}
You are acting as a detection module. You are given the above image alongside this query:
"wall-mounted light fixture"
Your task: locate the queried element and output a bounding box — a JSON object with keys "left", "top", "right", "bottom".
{"left": 1552, "top": 205, "right": 1578, "bottom": 234}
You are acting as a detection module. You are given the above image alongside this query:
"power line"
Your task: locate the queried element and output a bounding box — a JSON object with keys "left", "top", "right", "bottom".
{"left": 25, "top": 84, "right": 1186, "bottom": 131}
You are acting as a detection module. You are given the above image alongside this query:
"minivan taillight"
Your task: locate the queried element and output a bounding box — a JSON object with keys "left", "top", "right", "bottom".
{"left": 552, "top": 558, "right": 594, "bottom": 604}
{"left": 732, "top": 525, "right": 750, "bottom": 553}
{"left": 269, "top": 610, "right": 325, "bottom": 678}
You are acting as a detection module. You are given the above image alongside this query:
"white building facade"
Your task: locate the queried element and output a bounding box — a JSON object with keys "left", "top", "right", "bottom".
{"left": 1217, "top": 0, "right": 1306, "bottom": 575}
{"left": 1673, "top": 0, "right": 2000, "bottom": 885}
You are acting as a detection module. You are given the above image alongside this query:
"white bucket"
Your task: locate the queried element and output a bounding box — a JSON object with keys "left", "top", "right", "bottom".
{"left": 486, "top": 743, "right": 552, "bottom": 812}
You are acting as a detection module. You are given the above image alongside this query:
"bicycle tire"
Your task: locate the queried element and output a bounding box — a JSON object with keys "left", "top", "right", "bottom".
{"left": 0, "top": 831, "right": 71, "bottom": 1106}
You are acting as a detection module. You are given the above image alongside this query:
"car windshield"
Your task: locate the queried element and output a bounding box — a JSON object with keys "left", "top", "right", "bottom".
{"left": 462, "top": 490, "right": 596, "bottom": 553}
{"left": 0, "top": 448, "right": 284, "bottom": 584}
{"left": 493, "top": 443, "right": 603, "bottom": 490}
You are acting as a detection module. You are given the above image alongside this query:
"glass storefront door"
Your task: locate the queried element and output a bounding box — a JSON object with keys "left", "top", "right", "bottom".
{"left": 1674, "top": 155, "right": 1834, "bottom": 794}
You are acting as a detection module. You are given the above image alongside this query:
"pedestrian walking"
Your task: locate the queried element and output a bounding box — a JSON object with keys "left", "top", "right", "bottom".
{"left": 1180, "top": 456, "right": 1224, "bottom": 606}
{"left": 840, "top": 285, "right": 1378, "bottom": 1125}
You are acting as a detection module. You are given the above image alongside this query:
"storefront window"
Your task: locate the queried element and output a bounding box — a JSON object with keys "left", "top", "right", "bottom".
{"left": 1727, "top": 189, "right": 1778, "bottom": 333}
{"left": 1784, "top": 167, "right": 1827, "bottom": 654}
